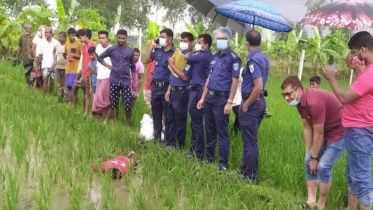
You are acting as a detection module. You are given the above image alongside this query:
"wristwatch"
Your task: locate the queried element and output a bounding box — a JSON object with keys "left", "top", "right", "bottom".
{"left": 310, "top": 156, "right": 319, "bottom": 161}
{"left": 227, "top": 99, "right": 233, "bottom": 104}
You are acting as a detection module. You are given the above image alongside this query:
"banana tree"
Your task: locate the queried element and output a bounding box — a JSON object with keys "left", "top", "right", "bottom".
{"left": 17, "top": 6, "right": 57, "bottom": 30}
{"left": 300, "top": 27, "right": 340, "bottom": 75}
{"left": 56, "top": 0, "right": 76, "bottom": 32}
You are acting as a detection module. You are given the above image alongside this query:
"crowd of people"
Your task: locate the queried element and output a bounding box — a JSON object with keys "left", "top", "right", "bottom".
{"left": 15, "top": 24, "right": 373, "bottom": 210}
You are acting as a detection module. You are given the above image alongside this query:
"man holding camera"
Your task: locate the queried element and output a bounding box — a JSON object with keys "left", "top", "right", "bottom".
{"left": 15, "top": 23, "right": 34, "bottom": 86}
{"left": 144, "top": 28, "right": 175, "bottom": 141}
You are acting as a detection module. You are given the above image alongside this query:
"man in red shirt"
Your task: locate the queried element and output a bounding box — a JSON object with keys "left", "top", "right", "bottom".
{"left": 143, "top": 61, "right": 155, "bottom": 115}
{"left": 74, "top": 29, "right": 96, "bottom": 115}
{"left": 281, "top": 76, "right": 345, "bottom": 210}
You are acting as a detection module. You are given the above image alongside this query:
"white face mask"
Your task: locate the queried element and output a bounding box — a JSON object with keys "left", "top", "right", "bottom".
{"left": 288, "top": 89, "right": 300, "bottom": 107}
{"left": 195, "top": 44, "right": 202, "bottom": 51}
{"left": 159, "top": 38, "right": 167, "bottom": 47}
{"left": 180, "top": 42, "right": 189, "bottom": 51}
{"left": 37, "top": 31, "right": 42, "bottom": 38}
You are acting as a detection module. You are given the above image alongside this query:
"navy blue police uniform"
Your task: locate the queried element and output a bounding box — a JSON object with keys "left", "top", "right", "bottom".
{"left": 239, "top": 48, "right": 269, "bottom": 181}
{"left": 151, "top": 46, "right": 175, "bottom": 140}
{"left": 205, "top": 47, "right": 241, "bottom": 169}
{"left": 187, "top": 50, "right": 213, "bottom": 159}
{"left": 164, "top": 56, "right": 193, "bottom": 148}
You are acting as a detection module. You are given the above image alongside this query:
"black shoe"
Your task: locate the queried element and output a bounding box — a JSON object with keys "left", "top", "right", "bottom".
{"left": 264, "top": 111, "right": 272, "bottom": 119}
{"left": 218, "top": 165, "right": 228, "bottom": 173}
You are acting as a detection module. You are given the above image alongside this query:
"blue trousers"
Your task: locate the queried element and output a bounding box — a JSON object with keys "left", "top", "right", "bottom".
{"left": 188, "top": 89, "right": 205, "bottom": 159}
{"left": 164, "top": 88, "right": 190, "bottom": 148}
{"left": 345, "top": 128, "right": 373, "bottom": 206}
{"left": 151, "top": 84, "right": 169, "bottom": 140}
{"left": 204, "top": 94, "right": 230, "bottom": 168}
{"left": 239, "top": 97, "right": 266, "bottom": 180}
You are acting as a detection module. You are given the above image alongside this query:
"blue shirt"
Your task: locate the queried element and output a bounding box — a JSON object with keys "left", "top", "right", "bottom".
{"left": 188, "top": 50, "right": 213, "bottom": 87}
{"left": 97, "top": 45, "right": 136, "bottom": 87}
{"left": 89, "top": 60, "right": 97, "bottom": 87}
{"left": 169, "top": 61, "right": 193, "bottom": 87}
{"left": 208, "top": 48, "right": 242, "bottom": 92}
{"left": 151, "top": 46, "right": 175, "bottom": 82}
{"left": 241, "top": 48, "right": 269, "bottom": 94}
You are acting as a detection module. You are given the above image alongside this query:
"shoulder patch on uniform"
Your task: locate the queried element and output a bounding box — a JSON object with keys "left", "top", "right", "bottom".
{"left": 249, "top": 64, "right": 254, "bottom": 73}
{"left": 210, "top": 60, "right": 216, "bottom": 65}
{"left": 233, "top": 63, "right": 239, "bottom": 71}
{"left": 185, "top": 64, "right": 191, "bottom": 71}
{"left": 231, "top": 52, "right": 236, "bottom": 58}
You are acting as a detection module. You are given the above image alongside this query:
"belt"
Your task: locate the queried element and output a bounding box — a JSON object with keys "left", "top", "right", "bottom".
{"left": 170, "top": 86, "right": 188, "bottom": 92}
{"left": 242, "top": 92, "right": 265, "bottom": 101}
{"left": 208, "top": 90, "right": 229, "bottom": 96}
{"left": 153, "top": 81, "right": 169, "bottom": 87}
{"left": 190, "top": 86, "right": 203, "bottom": 91}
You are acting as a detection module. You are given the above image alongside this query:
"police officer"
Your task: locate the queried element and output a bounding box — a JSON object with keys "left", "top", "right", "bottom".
{"left": 164, "top": 32, "right": 194, "bottom": 149}
{"left": 144, "top": 28, "right": 175, "bottom": 140}
{"left": 185, "top": 34, "right": 213, "bottom": 159}
{"left": 239, "top": 30, "right": 269, "bottom": 184}
{"left": 197, "top": 27, "right": 241, "bottom": 172}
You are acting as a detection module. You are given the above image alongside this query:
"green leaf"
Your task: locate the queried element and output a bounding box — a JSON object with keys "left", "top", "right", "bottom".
{"left": 56, "top": 0, "right": 66, "bottom": 17}
{"left": 69, "top": 0, "right": 76, "bottom": 18}
{"left": 286, "top": 31, "right": 293, "bottom": 48}
{"left": 322, "top": 49, "right": 340, "bottom": 61}
{"left": 342, "top": 49, "right": 350, "bottom": 59}
{"left": 197, "top": 21, "right": 204, "bottom": 35}
{"left": 114, "top": 5, "right": 122, "bottom": 30}
{"left": 148, "top": 21, "right": 159, "bottom": 40}
{"left": 185, "top": 22, "right": 197, "bottom": 39}
{"left": 313, "top": 27, "right": 321, "bottom": 50}
{"left": 320, "top": 52, "right": 327, "bottom": 65}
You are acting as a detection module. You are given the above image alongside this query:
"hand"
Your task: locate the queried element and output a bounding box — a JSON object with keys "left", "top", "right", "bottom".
{"left": 165, "top": 91, "right": 170, "bottom": 102}
{"left": 51, "top": 64, "right": 56, "bottom": 72}
{"left": 323, "top": 66, "right": 336, "bottom": 81}
{"left": 345, "top": 55, "right": 356, "bottom": 69}
{"left": 168, "top": 57, "right": 175, "bottom": 65}
{"left": 224, "top": 103, "right": 232, "bottom": 115}
{"left": 309, "top": 159, "right": 318, "bottom": 176}
{"left": 151, "top": 39, "right": 158, "bottom": 48}
{"left": 90, "top": 87, "right": 92, "bottom": 95}
{"left": 242, "top": 103, "right": 249, "bottom": 113}
{"left": 197, "top": 99, "right": 204, "bottom": 110}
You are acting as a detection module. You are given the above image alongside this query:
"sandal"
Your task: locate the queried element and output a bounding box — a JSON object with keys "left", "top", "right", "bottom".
{"left": 299, "top": 202, "right": 311, "bottom": 209}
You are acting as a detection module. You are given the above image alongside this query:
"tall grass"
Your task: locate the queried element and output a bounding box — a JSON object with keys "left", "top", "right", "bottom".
{"left": 0, "top": 62, "right": 356, "bottom": 209}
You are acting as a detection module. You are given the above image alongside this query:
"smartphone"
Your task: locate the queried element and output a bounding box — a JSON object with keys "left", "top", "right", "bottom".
{"left": 155, "top": 38, "right": 159, "bottom": 44}
{"left": 328, "top": 55, "right": 338, "bottom": 72}
{"left": 71, "top": 48, "right": 77, "bottom": 54}
{"left": 328, "top": 63, "right": 338, "bottom": 72}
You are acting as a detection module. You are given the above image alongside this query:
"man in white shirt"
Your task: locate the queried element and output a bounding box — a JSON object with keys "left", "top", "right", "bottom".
{"left": 39, "top": 27, "right": 58, "bottom": 95}
{"left": 92, "top": 30, "right": 112, "bottom": 119}
{"left": 31, "top": 25, "right": 46, "bottom": 89}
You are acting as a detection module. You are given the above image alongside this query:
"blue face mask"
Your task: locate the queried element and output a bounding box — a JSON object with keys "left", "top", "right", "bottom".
{"left": 216, "top": 39, "right": 228, "bottom": 50}
{"left": 288, "top": 89, "right": 300, "bottom": 107}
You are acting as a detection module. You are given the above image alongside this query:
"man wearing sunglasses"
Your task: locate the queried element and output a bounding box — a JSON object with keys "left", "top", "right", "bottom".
{"left": 281, "top": 76, "right": 345, "bottom": 210}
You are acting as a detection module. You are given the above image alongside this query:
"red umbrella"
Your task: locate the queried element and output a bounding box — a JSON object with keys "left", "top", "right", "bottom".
{"left": 300, "top": 0, "right": 373, "bottom": 30}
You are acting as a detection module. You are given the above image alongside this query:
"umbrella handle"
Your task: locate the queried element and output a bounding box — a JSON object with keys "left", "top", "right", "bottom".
{"left": 206, "top": 13, "right": 218, "bottom": 33}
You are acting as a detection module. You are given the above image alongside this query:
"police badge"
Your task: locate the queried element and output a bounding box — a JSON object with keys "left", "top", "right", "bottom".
{"left": 249, "top": 64, "right": 254, "bottom": 73}
{"left": 233, "top": 63, "right": 239, "bottom": 71}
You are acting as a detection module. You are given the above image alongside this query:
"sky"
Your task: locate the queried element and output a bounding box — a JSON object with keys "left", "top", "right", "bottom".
{"left": 45, "top": 0, "right": 373, "bottom": 35}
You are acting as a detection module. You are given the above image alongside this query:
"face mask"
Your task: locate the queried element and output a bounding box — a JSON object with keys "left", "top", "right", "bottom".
{"left": 180, "top": 42, "right": 189, "bottom": 51}
{"left": 216, "top": 39, "right": 228, "bottom": 50}
{"left": 195, "top": 44, "right": 203, "bottom": 51}
{"left": 159, "top": 38, "right": 167, "bottom": 47}
{"left": 288, "top": 89, "right": 300, "bottom": 107}
{"left": 37, "top": 31, "right": 42, "bottom": 38}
